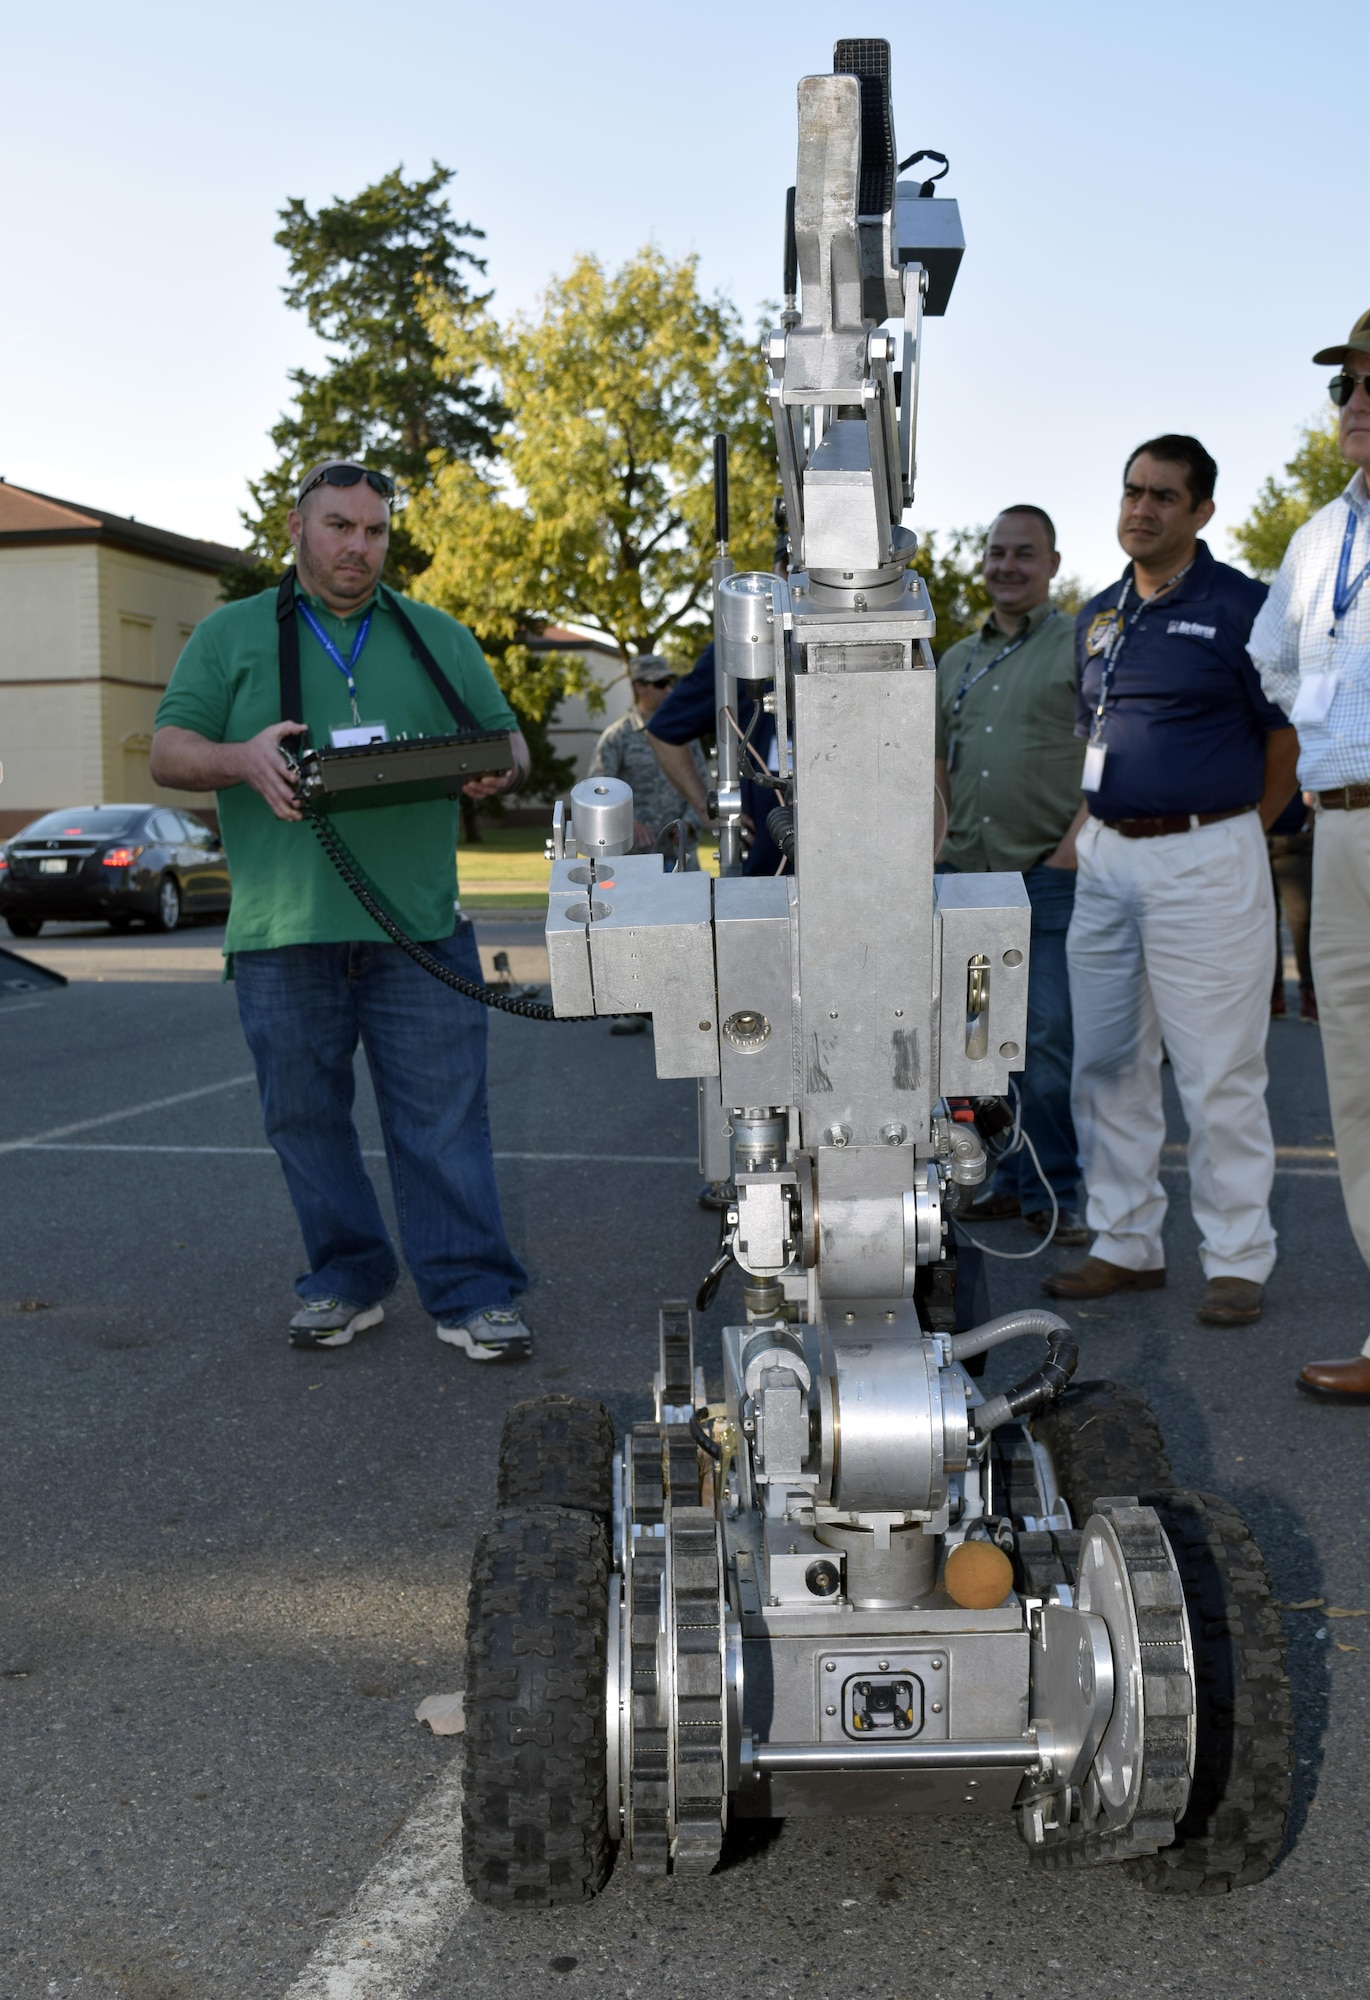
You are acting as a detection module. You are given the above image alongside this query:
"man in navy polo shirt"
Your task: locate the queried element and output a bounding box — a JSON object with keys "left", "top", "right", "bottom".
{"left": 1044, "top": 435, "right": 1299, "bottom": 1325}
{"left": 644, "top": 641, "right": 787, "bottom": 878}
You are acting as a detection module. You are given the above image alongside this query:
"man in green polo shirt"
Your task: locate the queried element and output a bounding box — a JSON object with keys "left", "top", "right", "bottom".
{"left": 151, "top": 461, "right": 535, "bottom": 1360}
{"left": 935, "top": 504, "right": 1088, "bottom": 1243}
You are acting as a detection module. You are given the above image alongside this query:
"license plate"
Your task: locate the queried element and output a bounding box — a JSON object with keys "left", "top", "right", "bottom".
{"left": 39, "top": 858, "right": 68, "bottom": 874}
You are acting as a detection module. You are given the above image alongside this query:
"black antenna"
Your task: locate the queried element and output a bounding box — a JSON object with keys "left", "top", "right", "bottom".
{"left": 713, "top": 434, "right": 729, "bottom": 549}
{"left": 783, "top": 186, "right": 798, "bottom": 305}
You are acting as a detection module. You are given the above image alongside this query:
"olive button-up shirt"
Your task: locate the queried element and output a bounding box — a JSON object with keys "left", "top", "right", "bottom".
{"left": 935, "top": 601, "right": 1084, "bottom": 873}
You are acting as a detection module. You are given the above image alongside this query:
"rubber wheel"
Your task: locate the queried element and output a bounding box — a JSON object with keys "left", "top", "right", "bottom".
{"left": 151, "top": 875, "right": 182, "bottom": 933}
{"left": 1124, "top": 1489, "right": 1292, "bottom": 1894}
{"left": 5, "top": 916, "right": 41, "bottom": 938}
{"left": 1031, "top": 1378, "right": 1174, "bottom": 1515}
{"left": 497, "top": 1394, "right": 615, "bottom": 1520}
{"left": 463, "top": 1507, "right": 611, "bottom": 1906}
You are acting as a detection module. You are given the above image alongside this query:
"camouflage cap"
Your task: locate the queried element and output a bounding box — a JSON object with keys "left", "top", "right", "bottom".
{"left": 630, "top": 655, "right": 676, "bottom": 685}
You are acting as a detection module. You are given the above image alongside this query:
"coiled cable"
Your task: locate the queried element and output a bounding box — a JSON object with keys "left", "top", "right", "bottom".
{"left": 303, "top": 804, "right": 570, "bottom": 1022}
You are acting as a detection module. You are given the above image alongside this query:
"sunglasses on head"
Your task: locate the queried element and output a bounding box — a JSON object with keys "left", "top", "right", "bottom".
{"left": 1329, "top": 370, "right": 1370, "bottom": 408}
{"left": 299, "top": 464, "right": 395, "bottom": 501}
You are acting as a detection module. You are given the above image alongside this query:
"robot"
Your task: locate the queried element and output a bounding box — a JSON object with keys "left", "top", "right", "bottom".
{"left": 461, "top": 38, "right": 1293, "bottom": 1905}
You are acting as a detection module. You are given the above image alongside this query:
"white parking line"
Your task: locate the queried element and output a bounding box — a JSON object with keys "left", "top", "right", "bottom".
{"left": 0, "top": 1072, "right": 256, "bottom": 1153}
{"left": 282, "top": 1758, "right": 469, "bottom": 2000}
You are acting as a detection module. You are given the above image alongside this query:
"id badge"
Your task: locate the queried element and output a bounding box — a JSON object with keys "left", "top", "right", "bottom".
{"left": 330, "top": 721, "right": 389, "bottom": 747}
{"left": 1289, "top": 674, "right": 1338, "bottom": 727}
{"left": 1081, "top": 741, "right": 1107, "bottom": 792}
{"left": 945, "top": 735, "right": 958, "bottom": 772}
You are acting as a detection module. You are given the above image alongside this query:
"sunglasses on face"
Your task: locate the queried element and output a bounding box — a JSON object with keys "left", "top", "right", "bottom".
{"left": 299, "top": 465, "right": 396, "bottom": 501}
{"left": 1329, "top": 371, "right": 1370, "bottom": 408}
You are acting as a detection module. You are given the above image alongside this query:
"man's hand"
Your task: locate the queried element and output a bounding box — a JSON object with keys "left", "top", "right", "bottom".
{"left": 149, "top": 720, "right": 307, "bottom": 822}
{"left": 631, "top": 819, "right": 657, "bottom": 852}
{"left": 1042, "top": 798, "right": 1091, "bottom": 870}
{"left": 646, "top": 733, "right": 712, "bottom": 824}
{"left": 236, "top": 721, "right": 309, "bottom": 821}
{"left": 462, "top": 729, "right": 531, "bottom": 803}
{"left": 1258, "top": 726, "right": 1300, "bottom": 830}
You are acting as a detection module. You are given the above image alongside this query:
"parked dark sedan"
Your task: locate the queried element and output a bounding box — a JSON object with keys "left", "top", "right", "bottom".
{"left": 0, "top": 805, "right": 231, "bottom": 936}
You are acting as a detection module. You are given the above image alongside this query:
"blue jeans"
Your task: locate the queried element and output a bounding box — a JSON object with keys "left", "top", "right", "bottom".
{"left": 233, "top": 927, "right": 527, "bottom": 1319}
{"left": 939, "top": 862, "right": 1081, "bottom": 1207}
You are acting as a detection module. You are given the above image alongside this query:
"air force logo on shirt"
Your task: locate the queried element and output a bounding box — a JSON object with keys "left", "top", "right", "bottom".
{"left": 1084, "top": 609, "right": 1122, "bottom": 656}
{"left": 1167, "top": 619, "right": 1218, "bottom": 639}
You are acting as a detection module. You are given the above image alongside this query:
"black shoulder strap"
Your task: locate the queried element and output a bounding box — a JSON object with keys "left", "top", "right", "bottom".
{"left": 277, "top": 572, "right": 488, "bottom": 738}
{"left": 276, "top": 569, "right": 306, "bottom": 742}
{"left": 378, "top": 585, "right": 484, "bottom": 733}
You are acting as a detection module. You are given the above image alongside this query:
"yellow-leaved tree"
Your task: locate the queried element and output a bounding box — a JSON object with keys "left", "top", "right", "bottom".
{"left": 408, "top": 248, "right": 778, "bottom": 703}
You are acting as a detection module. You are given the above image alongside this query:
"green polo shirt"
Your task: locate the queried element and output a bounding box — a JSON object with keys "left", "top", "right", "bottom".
{"left": 155, "top": 582, "right": 517, "bottom": 954}
{"left": 935, "top": 602, "right": 1084, "bottom": 873}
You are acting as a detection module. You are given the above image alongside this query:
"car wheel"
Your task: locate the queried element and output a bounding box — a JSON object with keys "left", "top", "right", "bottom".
{"left": 5, "top": 916, "right": 42, "bottom": 938}
{"left": 151, "top": 875, "right": 182, "bottom": 933}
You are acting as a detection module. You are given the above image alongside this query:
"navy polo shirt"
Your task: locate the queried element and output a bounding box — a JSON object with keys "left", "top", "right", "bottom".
{"left": 647, "top": 642, "right": 786, "bottom": 874}
{"left": 1075, "top": 542, "right": 1282, "bottom": 822}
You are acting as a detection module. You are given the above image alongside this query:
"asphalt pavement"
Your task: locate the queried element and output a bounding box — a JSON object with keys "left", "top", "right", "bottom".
{"left": 1, "top": 918, "right": 1367, "bottom": 2000}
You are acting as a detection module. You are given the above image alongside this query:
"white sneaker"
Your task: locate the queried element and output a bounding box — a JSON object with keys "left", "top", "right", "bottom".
{"left": 288, "top": 1298, "right": 385, "bottom": 1350}
{"left": 436, "top": 1307, "right": 533, "bottom": 1361}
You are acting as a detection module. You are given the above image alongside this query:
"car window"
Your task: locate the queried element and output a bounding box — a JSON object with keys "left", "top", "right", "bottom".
{"left": 148, "top": 812, "right": 184, "bottom": 843}
{"left": 19, "top": 808, "right": 141, "bottom": 839}
{"left": 178, "top": 815, "right": 218, "bottom": 850}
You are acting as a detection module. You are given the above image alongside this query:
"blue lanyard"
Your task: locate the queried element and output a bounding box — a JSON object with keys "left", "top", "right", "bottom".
{"left": 297, "top": 599, "right": 372, "bottom": 722}
{"left": 1091, "top": 559, "right": 1193, "bottom": 737}
{"left": 1332, "top": 504, "right": 1370, "bottom": 631}
{"left": 951, "top": 610, "right": 1056, "bottom": 717}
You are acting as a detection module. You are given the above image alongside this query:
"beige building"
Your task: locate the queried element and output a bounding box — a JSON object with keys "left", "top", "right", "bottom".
{"left": 533, "top": 625, "right": 712, "bottom": 782}
{"left": 0, "top": 481, "right": 239, "bottom": 836}
{"left": 533, "top": 625, "right": 633, "bottom": 781}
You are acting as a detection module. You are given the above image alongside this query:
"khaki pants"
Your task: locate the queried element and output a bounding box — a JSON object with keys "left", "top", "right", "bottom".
{"left": 1068, "top": 812, "right": 1277, "bottom": 1282}
{"left": 1310, "top": 808, "right": 1370, "bottom": 1356}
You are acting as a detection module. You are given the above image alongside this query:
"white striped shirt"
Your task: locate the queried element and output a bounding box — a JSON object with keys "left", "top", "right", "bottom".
{"left": 1250, "top": 468, "right": 1370, "bottom": 789}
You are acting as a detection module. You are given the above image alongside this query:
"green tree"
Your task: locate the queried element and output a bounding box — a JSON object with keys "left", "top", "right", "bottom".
{"left": 912, "top": 527, "right": 990, "bottom": 655}
{"left": 1231, "top": 418, "right": 1347, "bottom": 579}
{"left": 408, "top": 248, "right": 778, "bottom": 690}
{"left": 223, "top": 163, "right": 499, "bottom": 598}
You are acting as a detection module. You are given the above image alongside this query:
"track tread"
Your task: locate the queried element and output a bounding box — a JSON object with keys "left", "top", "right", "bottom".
{"left": 463, "top": 1507, "right": 610, "bottom": 1906}
{"left": 1127, "top": 1489, "right": 1293, "bottom": 1895}
{"left": 497, "top": 1394, "right": 616, "bottom": 1519}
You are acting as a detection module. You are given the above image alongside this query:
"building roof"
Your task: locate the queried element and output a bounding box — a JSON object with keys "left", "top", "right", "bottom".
{"left": 0, "top": 480, "right": 242, "bottom": 575}
{"left": 527, "top": 624, "right": 622, "bottom": 656}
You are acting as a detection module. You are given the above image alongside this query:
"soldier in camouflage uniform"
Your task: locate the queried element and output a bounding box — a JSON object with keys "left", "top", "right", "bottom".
{"left": 589, "top": 657, "right": 707, "bottom": 1034}
{"left": 588, "top": 657, "right": 707, "bottom": 852}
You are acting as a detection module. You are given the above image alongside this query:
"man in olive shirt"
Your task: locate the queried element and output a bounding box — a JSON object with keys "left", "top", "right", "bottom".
{"left": 935, "top": 505, "right": 1087, "bottom": 1240}
{"left": 151, "top": 462, "right": 534, "bottom": 1360}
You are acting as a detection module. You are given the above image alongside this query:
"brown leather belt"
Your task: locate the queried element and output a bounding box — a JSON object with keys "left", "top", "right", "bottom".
{"left": 1317, "top": 785, "right": 1370, "bottom": 811}
{"left": 1101, "top": 804, "right": 1257, "bottom": 840}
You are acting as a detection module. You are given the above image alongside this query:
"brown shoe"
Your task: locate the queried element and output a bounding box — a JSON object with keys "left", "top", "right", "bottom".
{"left": 1041, "top": 1256, "right": 1165, "bottom": 1300}
{"left": 1197, "top": 1277, "right": 1263, "bottom": 1325}
{"left": 1297, "top": 1355, "right": 1370, "bottom": 1403}
{"left": 1025, "top": 1205, "right": 1090, "bottom": 1247}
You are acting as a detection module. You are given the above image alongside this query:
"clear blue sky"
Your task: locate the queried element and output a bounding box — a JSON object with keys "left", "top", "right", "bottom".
{"left": 2, "top": 0, "right": 1365, "bottom": 597}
